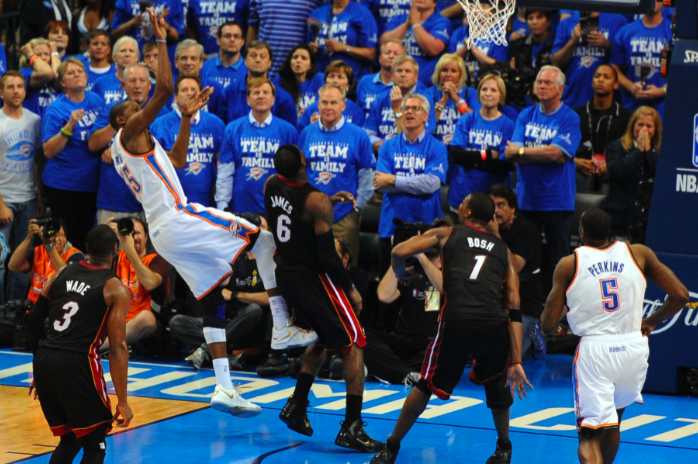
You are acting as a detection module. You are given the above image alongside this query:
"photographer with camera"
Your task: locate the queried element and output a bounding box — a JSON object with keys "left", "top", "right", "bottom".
{"left": 363, "top": 219, "right": 445, "bottom": 385}
{"left": 99, "top": 217, "right": 169, "bottom": 353}
{"left": 8, "top": 218, "right": 83, "bottom": 304}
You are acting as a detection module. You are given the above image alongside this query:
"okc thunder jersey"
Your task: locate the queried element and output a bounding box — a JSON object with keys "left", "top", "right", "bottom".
{"left": 111, "top": 128, "right": 188, "bottom": 225}
{"left": 566, "top": 242, "right": 647, "bottom": 337}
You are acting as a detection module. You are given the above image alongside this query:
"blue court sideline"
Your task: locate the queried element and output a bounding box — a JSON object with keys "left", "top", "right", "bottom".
{"left": 1, "top": 350, "right": 697, "bottom": 463}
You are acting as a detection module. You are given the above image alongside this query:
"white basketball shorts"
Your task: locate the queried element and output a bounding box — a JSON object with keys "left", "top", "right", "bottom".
{"left": 149, "top": 204, "right": 259, "bottom": 298}
{"left": 573, "top": 332, "right": 649, "bottom": 431}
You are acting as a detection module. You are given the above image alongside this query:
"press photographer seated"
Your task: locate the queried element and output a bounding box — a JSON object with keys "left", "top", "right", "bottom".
{"left": 8, "top": 218, "right": 83, "bottom": 304}
{"left": 363, "top": 219, "right": 447, "bottom": 385}
{"left": 99, "top": 217, "right": 169, "bottom": 353}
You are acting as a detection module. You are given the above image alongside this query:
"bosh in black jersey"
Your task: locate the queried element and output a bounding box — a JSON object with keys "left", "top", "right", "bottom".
{"left": 28, "top": 225, "right": 132, "bottom": 464}
{"left": 371, "top": 193, "right": 533, "bottom": 464}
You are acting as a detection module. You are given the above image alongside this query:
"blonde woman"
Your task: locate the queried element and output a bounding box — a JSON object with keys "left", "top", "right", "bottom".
{"left": 19, "top": 38, "right": 60, "bottom": 117}
{"left": 606, "top": 106, "right": 661, "bottom": 238}
{"left": 423, "top": 54, "right": 479, "bottom": 144}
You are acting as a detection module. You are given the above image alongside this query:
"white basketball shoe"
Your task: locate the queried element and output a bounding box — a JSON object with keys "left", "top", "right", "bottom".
{"left": 272, "top": 324, "right": 319, "bottom": 350}
{"left": 210, "top": 384, "right": 262, "bottom": 418}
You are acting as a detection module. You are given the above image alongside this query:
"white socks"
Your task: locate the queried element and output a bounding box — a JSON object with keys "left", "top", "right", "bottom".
{"left": 269, "top": 296, "right": 291, "bottom": 330}
{"left": 212, "top": 358, "right": 233, "bottom": 390}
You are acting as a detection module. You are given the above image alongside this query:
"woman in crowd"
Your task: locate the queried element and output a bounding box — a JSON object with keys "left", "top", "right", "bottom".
{"left": 447, "top": 73, "right": 515, "bottom": 214}
{"left": 41, "top": 58, "right": 105, "bottom": 251}
{"left": 298, "top": 60, "right": 366, "bottom": 131}
{"left": 423, "top": 54, "right": 479, "bottom": 145}
{"left": 71, "top": 0, "right": 116, "bottom": 53}
{"left": 19, "top": 38, "right": 61, "bottom": 117}
{"left": 44, "top": 21, "right": 72, "bottom": 61}
{"left": 606, "top": 106, "right": 661, "bottom": 240}
{"left": 381, "top": 0, "right": 453, "bottom": 86}
{"left": 307, "top": 0, "right": 378, "bottom": 78}
{"left": 277, "top": 44, "right": 325, "bottom": 119}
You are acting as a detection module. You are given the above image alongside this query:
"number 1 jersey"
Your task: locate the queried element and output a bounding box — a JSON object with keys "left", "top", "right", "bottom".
{"left": 41, "top": 261, "right": 116, "bottom": 357}
{"left": 566, "top": 242, "right": 646, "bottom": 337}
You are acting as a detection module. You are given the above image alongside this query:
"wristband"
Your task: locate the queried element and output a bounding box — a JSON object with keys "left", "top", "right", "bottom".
{"left": 182, "top": 113, "right": 192, "bottom": 118}
{"left": 30, "top": 55, "right": 40, "bottom": 65}
{"left": 45, "top": 243, "right": 55, "bottom": 252}
{"left": 51, "top": 52, "right": 60, "bottom": 57}
{"left": 434, "top": 103, "right": 444, "bottom": 112}
{"left": 508, "top": 359, "right": 522, "bottom": 365}
{"left": 457, "top": 100, "right": 469, "bottom": 113}
{"left": 480, "top": 150, "right": 487, "bottom": 161}
{"left": 60, "top": 128, "right": 73, "bottom": 138}
{"left": 412, "top": 23, "right": 422, "bottom": 29}
{"left": 508, "top": 308, "right": 522, "bottom": 323}
{"left": 156, "top": 39, "right": 167, "bottom": 44}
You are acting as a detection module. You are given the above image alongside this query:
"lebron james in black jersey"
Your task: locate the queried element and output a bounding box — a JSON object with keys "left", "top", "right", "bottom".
{"left": 28, "top": 225, "right": 132, "bottom": 464}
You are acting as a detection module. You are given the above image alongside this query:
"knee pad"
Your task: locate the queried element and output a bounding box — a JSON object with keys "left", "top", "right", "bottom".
{"left": 250, "top": 229, "right": 277, "bottom": 290}
{"left": 200, "top": 288, "right": 226, "bottom": 328}
{"left": 203, "top": 327, "right": 227, "bottom": 344}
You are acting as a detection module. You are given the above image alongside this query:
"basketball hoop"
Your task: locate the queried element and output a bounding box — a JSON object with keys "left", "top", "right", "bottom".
{"left": 456, "top": 0, "right": 516, "bottom": 48}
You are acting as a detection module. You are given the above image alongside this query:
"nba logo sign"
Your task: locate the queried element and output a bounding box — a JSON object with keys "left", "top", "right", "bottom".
{"left": 694, "top": 114, "right": 698, "bottom": 167}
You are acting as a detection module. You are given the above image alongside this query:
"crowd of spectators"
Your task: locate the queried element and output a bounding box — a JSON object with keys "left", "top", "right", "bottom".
{"left": 0, "top": 0, "right": 672, "bottom": 375}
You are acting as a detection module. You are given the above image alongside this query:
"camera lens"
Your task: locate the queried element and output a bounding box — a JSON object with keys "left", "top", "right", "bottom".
{"left": 117, "top": 217, "right": 135, "bottom": 236}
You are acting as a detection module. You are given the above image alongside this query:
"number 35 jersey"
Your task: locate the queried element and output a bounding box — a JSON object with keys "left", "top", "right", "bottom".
{"left": 40, "top": 261, "right": 116, "bottom": 357}
{"left": 566, "top": 242, "right": 647, "bottom": 337}
{"left": 441, "top": 224, "right": 509, "bottom": 323}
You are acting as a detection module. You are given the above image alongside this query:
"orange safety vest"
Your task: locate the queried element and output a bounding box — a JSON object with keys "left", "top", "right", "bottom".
{"left": 113, "top": 250, "right": 160, "bottom": 322}
{"left": 27, "top": 245, "right": 82, "bottom": 304}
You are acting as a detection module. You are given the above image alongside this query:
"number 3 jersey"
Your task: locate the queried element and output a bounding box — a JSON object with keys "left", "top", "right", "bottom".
{"left": 566, "top": 242, "right": 647, "bottom": 337}
{"left": 40, "top": 261, "right": 116, "bottom": 357}
{"left": 441, "top": 224, "right": 509, "bottom": 323}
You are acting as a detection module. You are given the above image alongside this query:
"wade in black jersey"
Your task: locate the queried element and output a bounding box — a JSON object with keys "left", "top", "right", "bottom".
{"left": 441, "top": 224, "right": 509, "bottom": 322}
{"left": 40, "top": 261, "right": 117, "bottom": 357}
{"left": 265, "top": 175, "right": 324, "bottom": 273}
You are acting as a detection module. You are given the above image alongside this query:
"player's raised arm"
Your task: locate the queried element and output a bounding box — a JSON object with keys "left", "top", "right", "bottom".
{"left": 166, "top": 86, "right": 214, "bottom": 169}
{"left": 632, "top": 244, "right": 689, "bottom": 335}
{"left": 122, "top": 8, "right": 173, "bottom": 142}
{"left": 503, "top": 253, "right": 532, "bottom": 399}
{"left": 391, "top": 227, "right": 450, "bottom": 279}
{"left": 541, "top": 254, "right": 576, "bottom": 334}
{"left": 104, "top": 277, "right": 134, "bottom": 428}
{"left": 27, "top": 267, "right": 67, "bottom": 355}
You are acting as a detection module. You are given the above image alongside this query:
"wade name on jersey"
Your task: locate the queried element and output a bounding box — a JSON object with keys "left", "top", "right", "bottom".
{"left": 65, "top": 279, "right": 91, "bottom": 296}
{"left": 587, "top": 261, "right": 625, "bottom": 277}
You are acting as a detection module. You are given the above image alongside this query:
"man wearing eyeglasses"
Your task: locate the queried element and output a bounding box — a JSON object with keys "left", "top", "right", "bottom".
{"left": 374, "top": 93, "right": 447, "bottom": 276}
{"left": 504, "top": 65, "right": 581, "bottom": 292}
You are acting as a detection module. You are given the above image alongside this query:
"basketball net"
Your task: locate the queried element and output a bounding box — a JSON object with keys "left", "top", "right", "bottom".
{"left": 456, "top": 0, "right": 516, "bottom": 48}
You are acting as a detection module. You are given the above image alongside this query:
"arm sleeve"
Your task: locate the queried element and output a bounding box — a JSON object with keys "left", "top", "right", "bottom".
{"left": 317, "top": 229, "right": 355, "bottom": 293}
{"left": 216, "top": 162, "right": 235, "bottom": 210}
{"left": 28, "top": 294, "right": 51, "bottom": 354}
{"left": 357, "top": 168, "right": 375, "bottom": 210}
{"left": 394, "top": 173, "right": 441, "bottom": 194}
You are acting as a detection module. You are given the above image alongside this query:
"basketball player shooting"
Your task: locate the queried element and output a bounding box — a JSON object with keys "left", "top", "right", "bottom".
{"left": 108, "top": 8, "right": 316, "bottom": 418}
{"left": 541, "top": 208, "right": 689, "bottom": 464}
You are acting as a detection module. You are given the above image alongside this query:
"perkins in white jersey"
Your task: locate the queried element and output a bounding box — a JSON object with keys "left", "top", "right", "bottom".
{"left": 542, "top": 208, "right": 688, "bottom": 464}
{"left": 106, "top": 8, "right": 316, "bottom": 421}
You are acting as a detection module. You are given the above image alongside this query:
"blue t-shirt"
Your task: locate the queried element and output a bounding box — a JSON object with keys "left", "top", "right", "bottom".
{"left": 359, "top": 0, "right": 411, "bottom": 37}
{"left": 201, "top": 56, "right": 247, "bottom": 89}
{"left": 611, "top": 17, "right": 671, "bottom": 117}
{"left": 509, "top": 16, "right": 530, "bottom": 40}
{"left": 164, "top": 76, "right": 223, "bottom": 116}
{"left": 552, "top": 14, "right": 627, "bottom": 108}
{"left": 308, "top": 1, "right": 378, "bottom": 77}
{"left": 376, "top": 132, "right": 447, "bottom": 237}
{"left": 448, "top": 26, "right": 509, "bottom": 79}
{"left": 423, "top": 86, "right": 481, "bottom": 144}
{"left": 0, "top": 43, "right": 6, "bottom": 74}
{"left": 187, "top": 0, "right": 249, "bottom": 55}
{"left": 511, "top": 104, "right": 581, "bottom": 211}
{"left": 220, "top": 77, "right": 299, "bottom": 127}
{"left": 273, "top": 74, "right": 325, "bottom": 116}
{"left": 298, "top": 99, "right": 366, "bottom": 132}
{"left": 20, "top": 68, "right": 58, "bottom": 118}
{"left": 448, "top": 111, "right": 514, "bottom": 208}
{"left": 85, "top": 64, "right": 117, "bottom": 93}
{"left": 151, "top": 111, "right": 225, "bottom": 206}
{"left": 299, "top": 120, "right": 375, "bottom": 221}
{"left": 364, "top": 85, "right": 436, "bottom": 140}
{"left": 41, "top": 92, "right": 105, "bottom": 192}
{"left": 112, "top": 0, "right": 185, "bottom": 63}
{"left": 219, "top": 115, "right": 299, "bottom": 214}
{"left": 92, "top": 73, "right": 127, "bottom": 105}
{"left": 385, "top": 12, "right": 453, "bottom": 86}
{"left": 356, "top": 72, "right": 392, "bottom": 120}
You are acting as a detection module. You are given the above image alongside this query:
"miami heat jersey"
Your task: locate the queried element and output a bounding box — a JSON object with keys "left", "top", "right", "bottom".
{"left": 566, "top": 242, "right": 647, "bottom": 337}
{"left": 112, "top": 129, "right": 188, "bottom": 224}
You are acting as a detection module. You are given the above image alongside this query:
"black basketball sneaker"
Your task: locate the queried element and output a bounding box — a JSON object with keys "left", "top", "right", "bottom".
{"left": 279, "top": 396, "right": 313, "bottom": 436}
{"left": 485, "top": 440, "right": 512, "bottom": 463}
{"left": 335, "top": 420, "right": 384, "bottom": 453}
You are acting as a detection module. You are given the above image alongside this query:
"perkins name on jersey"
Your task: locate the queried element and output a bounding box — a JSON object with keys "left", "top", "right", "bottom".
{"left": 587, "top": 261, "right": 625, "bottom": 277}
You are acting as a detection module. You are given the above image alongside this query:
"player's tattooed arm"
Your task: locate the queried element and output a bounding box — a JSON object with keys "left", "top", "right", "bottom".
{"left": 633, "top": 244, "right": 689, "bottom": 335}
{"left": 105, "top": 277, "right": 134, "bottom": 428}
{"left": 391, "top": 227, "right": 449, "bottom": 279}
{"left": 541, "top": 254, "right": 575, "bottom": 334}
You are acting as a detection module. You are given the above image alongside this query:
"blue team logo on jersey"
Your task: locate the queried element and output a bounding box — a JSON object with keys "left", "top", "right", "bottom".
{"left": 185, "top": 162, "right": 205, "bottom": 175}
{"left": 246, "top": 168, "right": 268, "bottom": 181}
{"left": 315, "top": 172, "right": 336, "bottom": 185}
{"left": 693, "top": 114, "right": 698, "bottom": 168}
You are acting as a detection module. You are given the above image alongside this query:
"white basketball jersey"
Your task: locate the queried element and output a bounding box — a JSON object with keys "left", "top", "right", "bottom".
{"left": 566, "top": 242, "right": 647, "bottom": 337}
{"left": 111, "top": 129, "right": 188, "bottom": 224}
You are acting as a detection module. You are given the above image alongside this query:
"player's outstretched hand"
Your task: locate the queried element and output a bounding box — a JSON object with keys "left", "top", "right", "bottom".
{"left": 147, "top": 8, "right": 167, "bottom": 41}
{"left": 178, "top": 86, "right": 214, "bottom": 117}
{"left": 28, "top": 379, "right": 39, "bottom": 400}
{"left": 330, "top": 191, "right": 356, "bottom": 208}
{"left": 506, "top": 364, "right": 533, "bottom": 400}
{"left": 113, "top": 402, "right": 134, "bottom": 428}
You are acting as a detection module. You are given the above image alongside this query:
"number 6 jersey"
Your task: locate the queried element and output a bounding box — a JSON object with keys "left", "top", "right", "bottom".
{"left": 566, "top": 242, "right": 647, "bottom": 337}
{"left": 40, "top": 261, "right": 116, "bottom": 358}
